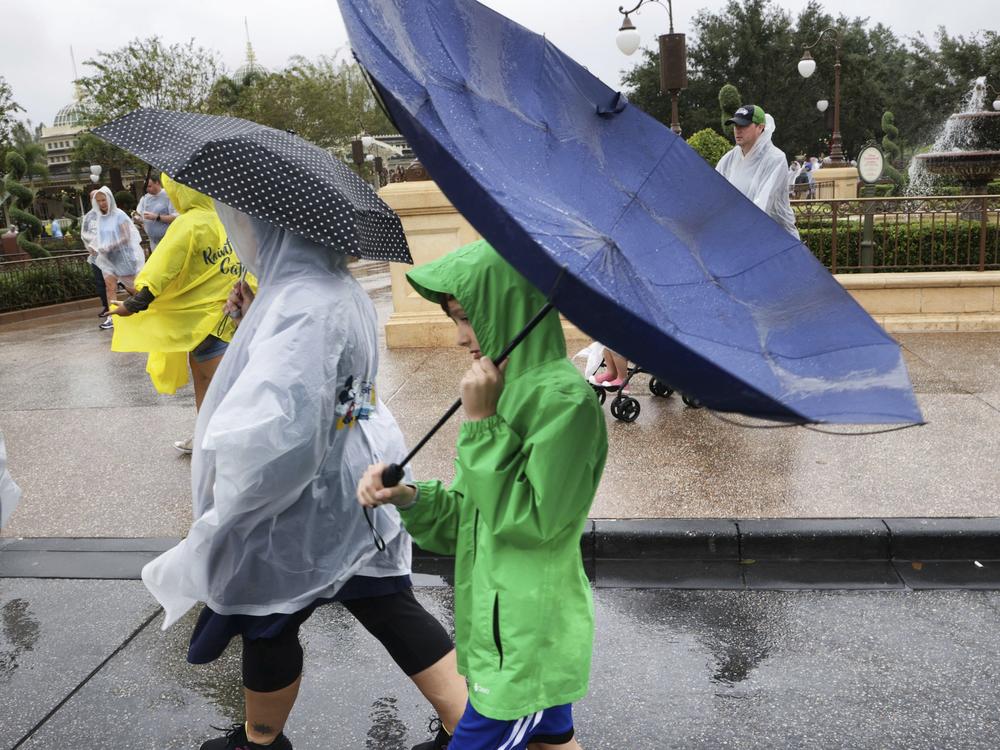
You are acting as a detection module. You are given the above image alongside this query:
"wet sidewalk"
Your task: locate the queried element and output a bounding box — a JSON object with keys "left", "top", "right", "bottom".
{"left": 2, "top": 581, "right": 999, "bottom": 749}
{"left": 2, "top": 265, "right": 1000, "bottom": 539}
{"left": 2, "top": 267, "right": 1000, "bottom": 749}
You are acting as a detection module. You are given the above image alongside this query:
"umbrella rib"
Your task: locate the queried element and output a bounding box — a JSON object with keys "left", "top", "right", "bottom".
{"left": 606, "top": 140, "right": 678, "bottom": 237}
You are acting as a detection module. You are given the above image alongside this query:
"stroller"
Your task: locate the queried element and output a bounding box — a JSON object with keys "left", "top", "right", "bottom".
{"left": 578, "top": 344, "right": 702, "bottom": 423}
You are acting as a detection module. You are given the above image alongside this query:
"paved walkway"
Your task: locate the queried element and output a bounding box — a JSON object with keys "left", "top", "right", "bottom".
{"left": 2, "top": 265, "right": 1000, "bottom": 539}
{"left": 3, "top": 581, "right": 998, "bottom": 749}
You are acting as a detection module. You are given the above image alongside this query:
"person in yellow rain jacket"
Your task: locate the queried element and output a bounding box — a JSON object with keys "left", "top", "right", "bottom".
{"left": 108, "top": 174, "right": 249, "bottom": 454}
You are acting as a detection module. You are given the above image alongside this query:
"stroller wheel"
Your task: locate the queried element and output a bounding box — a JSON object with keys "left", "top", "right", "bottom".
{"left": 592, "top": 385, "right": 607, "bottom": 405}
{"left": 649, "top": 378, "right": 673, "bottom": 398}
{"left": 619, "top": 396, "right": 641, "bottom": 422}
{"left": 611, "top": 395, "right": 640, "bottom": 423}
{"left": 681, "top": 393, "right": 703, "bottom": 409}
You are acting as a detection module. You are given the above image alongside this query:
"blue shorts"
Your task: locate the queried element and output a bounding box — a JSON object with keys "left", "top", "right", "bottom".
{"left": 190, "top": 334, "right": 229, "bottom": 363}
{"left": 450, "top": 701, "right": 575, "bottom": 749}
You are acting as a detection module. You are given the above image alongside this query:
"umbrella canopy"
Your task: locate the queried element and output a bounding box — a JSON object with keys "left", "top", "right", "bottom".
{"left": 92, "top": 109, "right": 412, "bottom": 264}
{"left": 337, "top": 0, "right": 922, "bottom": 424}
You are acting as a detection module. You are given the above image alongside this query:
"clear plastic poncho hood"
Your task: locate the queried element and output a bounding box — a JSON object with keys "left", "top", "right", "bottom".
{"left": 141, "top": 203, "right": 412, "bottom": 628}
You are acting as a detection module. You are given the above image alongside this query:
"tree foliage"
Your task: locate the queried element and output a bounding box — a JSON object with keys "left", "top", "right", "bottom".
{"left": 204, "top": 56, "right": 395, "bottom": 149}
{"left": 622, "top": 0, "right": 1000, "bottom": 162}
{"left": 0, "top": 76, "right": 23, "bottom": 147}
{"left": 76, "top": 36, "right": 224, "bottom": 123}
{"left": 687, "top": 128, "right": 732, "bottom": 166}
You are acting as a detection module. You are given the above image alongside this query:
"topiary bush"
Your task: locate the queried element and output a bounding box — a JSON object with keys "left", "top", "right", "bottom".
{"left": 718, "top": 83, "right": 741, "bottom": 140}
{"left": 3, "top": 152, "right": 49, "bottom": 258}
{"left": 686, "top": 128, "right": 732, "bottom": 167}
{"left": 113, "top": 190, "right": 136, "bottom": 212}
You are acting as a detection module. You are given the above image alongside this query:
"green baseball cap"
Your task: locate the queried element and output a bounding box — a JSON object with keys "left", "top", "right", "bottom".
{"left": 725, "top": 104, "right": 765, "bottom": 126}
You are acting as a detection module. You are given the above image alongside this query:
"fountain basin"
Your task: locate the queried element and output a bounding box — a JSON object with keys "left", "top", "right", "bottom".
{"left": 914, "top": 150, "right": 1000, "bottom": 188}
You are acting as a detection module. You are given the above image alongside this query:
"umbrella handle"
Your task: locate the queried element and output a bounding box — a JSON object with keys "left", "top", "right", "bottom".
{"left": 381, "top": 463, "right": 406, "bottom": 488}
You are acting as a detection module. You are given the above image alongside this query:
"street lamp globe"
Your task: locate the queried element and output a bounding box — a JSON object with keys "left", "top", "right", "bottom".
{"left": 616, "top": 15, "right": 641, "bottom": 56}
{"left": 816, "top": 99, "right": 829, "bottom": 113}
{"left": 797, "top": 51, "right": 817, "bottom": 79}
{"left": 361, "top": 135, "right": 375, "bottom": 149}
{"left": 994, "top": 99, "right": 1000, "bottom": 111}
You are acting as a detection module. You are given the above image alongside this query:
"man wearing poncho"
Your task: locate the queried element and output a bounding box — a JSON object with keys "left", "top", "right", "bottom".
{"left": 716, "top": 104, "right": 800, "bottom": 239}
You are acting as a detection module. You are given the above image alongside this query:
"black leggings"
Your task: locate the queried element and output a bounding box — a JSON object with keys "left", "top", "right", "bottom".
{"left": 241, "top": 588, "right": 453, "bottom": 693}
{"left": 92, "top": 263, "right": 109, "bottom": 308}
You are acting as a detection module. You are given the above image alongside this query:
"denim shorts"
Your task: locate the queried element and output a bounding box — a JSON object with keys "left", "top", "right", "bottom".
{"left": 190, "top": 334, "right": 229, "bottom": 363}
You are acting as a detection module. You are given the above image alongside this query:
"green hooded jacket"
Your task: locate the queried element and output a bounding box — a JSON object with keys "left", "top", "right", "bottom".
{"left": 403, "top": 240, "right": 608, "bottom": 720}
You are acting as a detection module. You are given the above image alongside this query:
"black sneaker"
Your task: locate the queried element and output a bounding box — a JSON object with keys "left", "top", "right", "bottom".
{"left": 412, "top": 718, "right": 450, "bottom": 750}
{"left": 199, "top": 723, "right": 293, "bottom": 750}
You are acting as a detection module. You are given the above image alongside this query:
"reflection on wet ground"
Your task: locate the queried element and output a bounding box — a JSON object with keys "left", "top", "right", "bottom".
{"left": 366, "top": 696, "right": 409, "bottom": 750}
{"left": 0, "top": 598, "right": 40, "bottom": 679}
{"left": 5, "top": 280, "right": 1000, "bottom": 539}
{"left": 5, "top": 582, "right": 1000, "bottom": 748}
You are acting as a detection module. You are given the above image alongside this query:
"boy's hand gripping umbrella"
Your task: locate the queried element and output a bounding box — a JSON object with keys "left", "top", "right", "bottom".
{"left": 380, "top": 269, "right": 565, "bottom": 488}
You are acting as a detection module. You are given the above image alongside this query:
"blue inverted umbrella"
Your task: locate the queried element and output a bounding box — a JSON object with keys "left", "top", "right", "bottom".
{"left": 337, "top": 0, "right": 922, "bottom": 426}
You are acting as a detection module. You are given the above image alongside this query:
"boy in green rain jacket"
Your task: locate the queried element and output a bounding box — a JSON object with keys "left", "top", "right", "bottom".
{"left": 358, "top": 240, "right": 608, "bottom": 750}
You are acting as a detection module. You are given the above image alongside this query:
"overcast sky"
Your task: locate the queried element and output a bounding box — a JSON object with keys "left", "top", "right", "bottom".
{"left": 4, "top": 0, "right": 996, "bottom": 127}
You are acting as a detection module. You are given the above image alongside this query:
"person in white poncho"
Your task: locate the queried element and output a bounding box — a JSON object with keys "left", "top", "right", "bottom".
{"left": 141, "top": 204, "right": 466, "bottom": 750}
{"left": 715, "top": 104, "right": 799, "bottom": 239}
{"left": 0, "top": 430, "right": 21, "bottom": 530}
{"left": 90, "top": 186, "right": 145, "bottom": 328}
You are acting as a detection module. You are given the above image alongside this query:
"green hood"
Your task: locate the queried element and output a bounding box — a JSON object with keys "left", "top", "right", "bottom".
{"left": 406, "top": 240, "right": 565, "bottom": 380}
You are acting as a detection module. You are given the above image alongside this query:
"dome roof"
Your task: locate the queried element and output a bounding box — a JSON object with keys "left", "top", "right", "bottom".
{"left": 233, "top": 61, "right": 267, "bottom": 86}
{"left": 53, "top": 102, "right": 84, "bottom": 128}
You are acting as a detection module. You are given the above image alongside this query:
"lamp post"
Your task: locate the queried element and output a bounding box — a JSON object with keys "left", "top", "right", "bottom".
{"left": 798, "top": 28, "right": 846, "bottom": 165}
{"left": 616, "top": 0, "right": 686, "bottom": 136}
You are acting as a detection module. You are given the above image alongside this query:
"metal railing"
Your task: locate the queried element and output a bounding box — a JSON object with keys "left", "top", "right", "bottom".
{"left": 792, "top": 194, "right": 1000, "bottom": 273}
{"left": 0, "top": 252, "right": 96, "bottom": 313}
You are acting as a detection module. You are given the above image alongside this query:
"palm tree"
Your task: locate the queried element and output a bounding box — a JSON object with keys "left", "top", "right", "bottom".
{"left": 9, "top": 121, "right": 48, "bottom": 186}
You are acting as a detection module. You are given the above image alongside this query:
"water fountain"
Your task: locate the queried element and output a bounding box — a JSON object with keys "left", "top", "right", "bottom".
{"left": 910, "top": 77, "right": 1000, "bottom": 196}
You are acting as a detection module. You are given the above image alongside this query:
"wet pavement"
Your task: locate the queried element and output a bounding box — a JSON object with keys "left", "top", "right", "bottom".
{"left": 3, "top": 266, "right": 1000, "bottom": 748}
{"left": 2, "top": 581, "right": 998, "bottom": 749}
{"left": 2, "top": 265, "right": 1000, "bottom": 538}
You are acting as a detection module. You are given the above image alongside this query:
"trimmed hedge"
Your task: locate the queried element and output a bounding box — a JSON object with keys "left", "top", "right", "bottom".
{"left": 0, "top": 257, "right": 96, "bottom": 313}
{"left": 798, "top": 220, "right": 1000, "bottom": 271}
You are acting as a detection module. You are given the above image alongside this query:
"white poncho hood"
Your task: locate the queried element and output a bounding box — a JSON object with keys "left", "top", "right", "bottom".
{"left": 715, "top": 114, "right": 799, "bottom": 239}
{"left": 142, "top": 203, "right": 412, "bottom": 628}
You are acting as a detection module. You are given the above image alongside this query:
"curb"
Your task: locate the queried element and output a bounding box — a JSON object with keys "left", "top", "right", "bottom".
{"left": 0, "top": 297, "right": 99, "bottom": 327}
{"left": 2, "top": 518, "right": 999, "bottom": 589}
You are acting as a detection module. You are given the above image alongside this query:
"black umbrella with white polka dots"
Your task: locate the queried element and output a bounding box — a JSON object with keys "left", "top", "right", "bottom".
{"left": 92, "top": 108, "right": 412, "bottom": 264}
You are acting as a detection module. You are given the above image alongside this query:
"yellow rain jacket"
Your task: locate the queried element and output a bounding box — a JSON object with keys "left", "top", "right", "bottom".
{"left": 112, "top": 175, "right": 245, "bottom": 394}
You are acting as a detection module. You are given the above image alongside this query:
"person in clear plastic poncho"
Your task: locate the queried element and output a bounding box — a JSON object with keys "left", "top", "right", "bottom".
{"left": 80, "top": 190, "right": 112, "bottom": 319}
{"left": 141, "top": 204, "right": 466, "bottom": 750}
{"left": 0, "top": 430, "right": 22, "bottom": 530}
{"left": 716, "top": 104, "right": 800, "bottom": 239}
{"left": 90, "top": 186, "right": 145, "bottom": 321}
